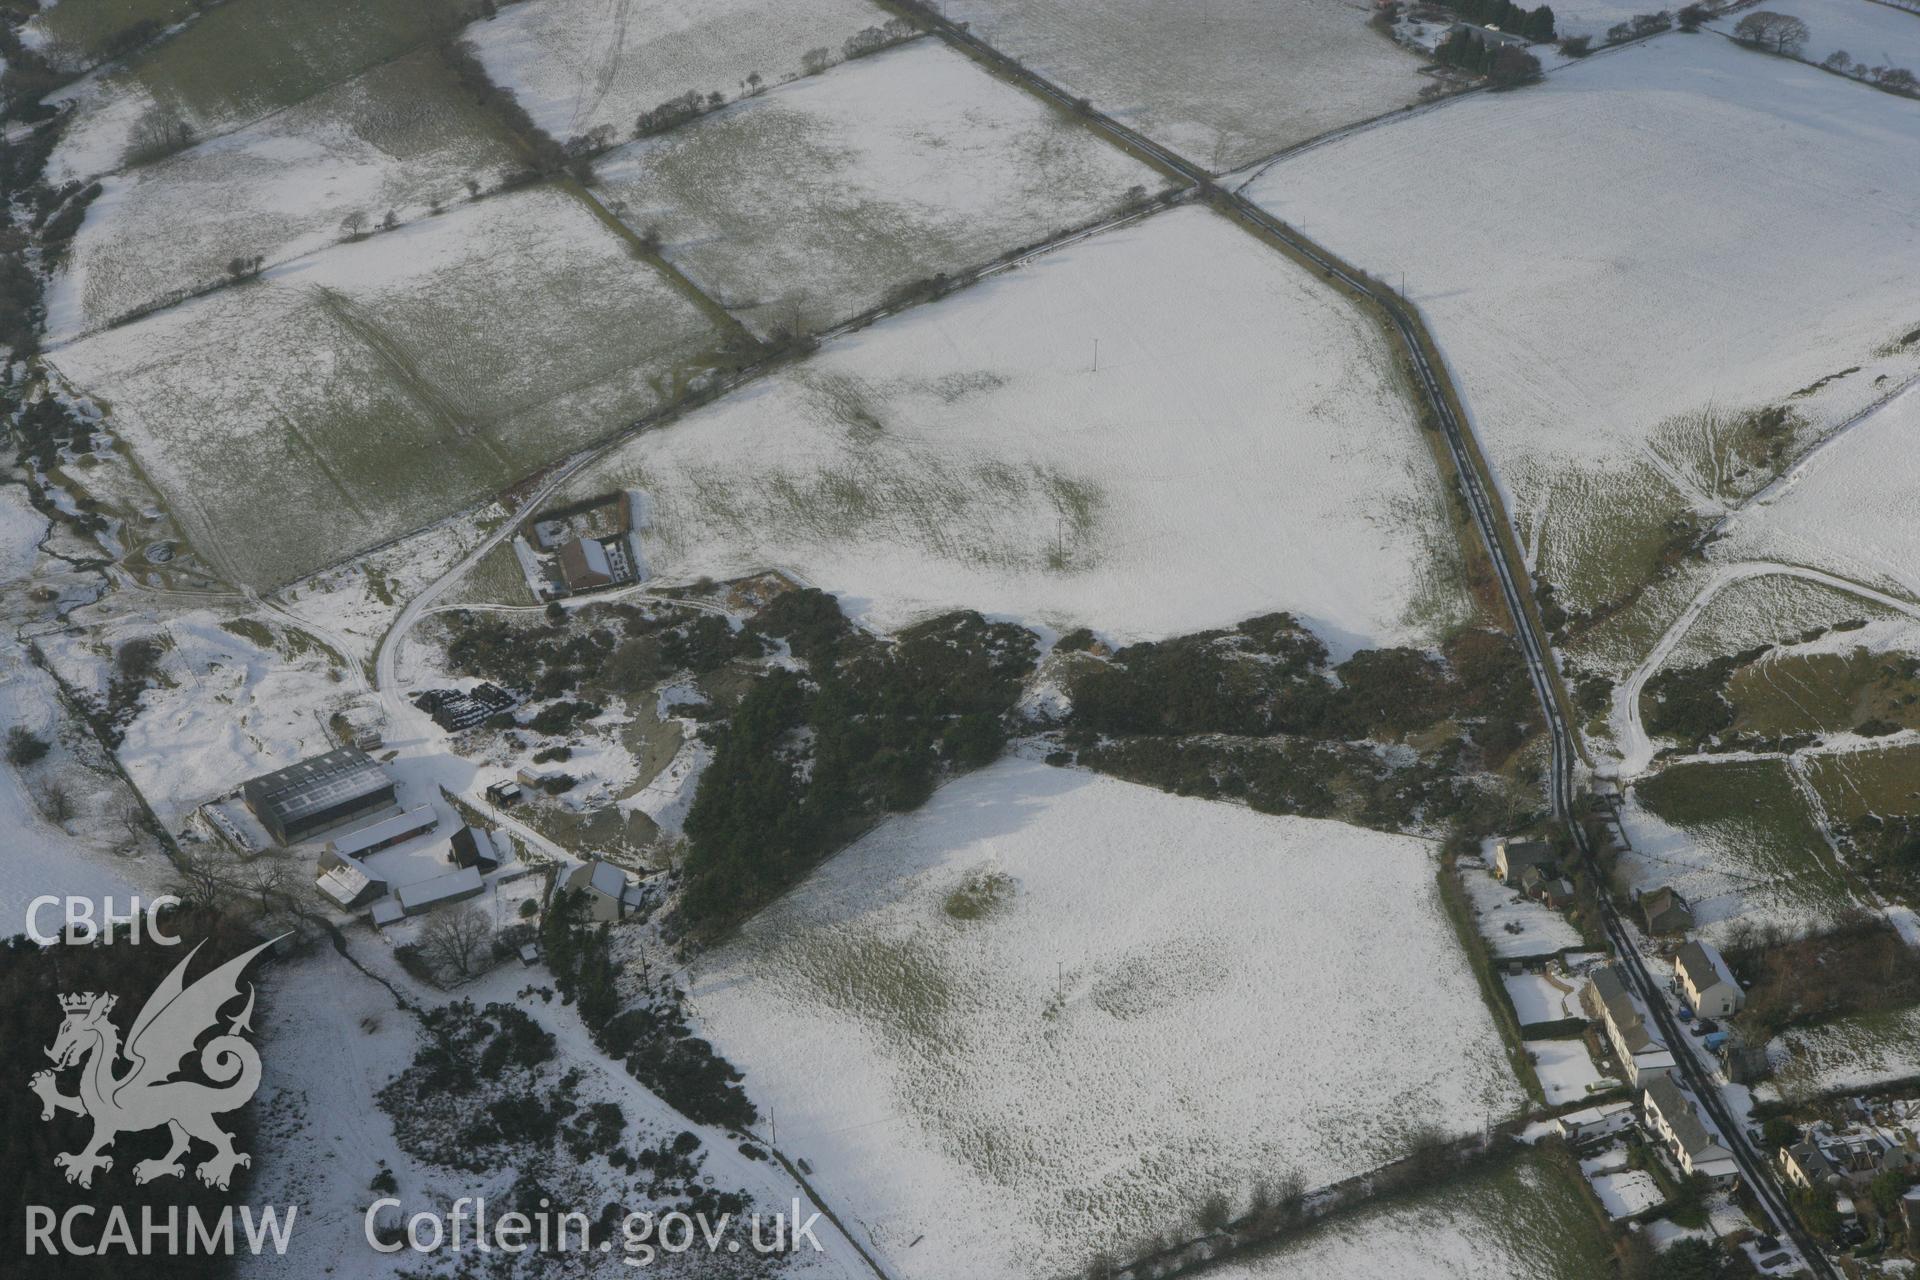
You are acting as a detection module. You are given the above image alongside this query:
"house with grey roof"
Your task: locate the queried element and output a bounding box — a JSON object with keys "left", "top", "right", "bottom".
{"left": 1583, "top": 965, "right": 1676, "bottom": 1085}
{"left": 1675, "top": 940, "right": 1744, "bottom": 1018}
{"left": 1493, "top": 836, "right": 1557, "bottom": 886}
{"left": 1643, "top": 1077, "right": 1738, "bottom": 1187}
{"left": 562, "top": 859, "right": 647, "bottom": 924}
{"left": 1639, "top": 886, "right": 1693, "bottom": 935}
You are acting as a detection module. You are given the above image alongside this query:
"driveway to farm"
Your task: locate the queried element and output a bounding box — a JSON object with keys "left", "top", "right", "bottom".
{"left": 1611, "top": 561, "right": 1920, "bottom": 779}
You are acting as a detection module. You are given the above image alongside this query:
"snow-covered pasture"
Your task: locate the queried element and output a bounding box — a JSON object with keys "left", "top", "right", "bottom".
{"left": 47, "top": 49, "right": 519, "bottom": 340}
{"left": 1203, "top": 1147, "right": 1612, "bottom": 1280}
{"left": 1618, "top": 760, "right": 1855, "bottom": 943}
{"left": 595, "top": 38, "right": 1162, "bottom": 335}
{"left": 44, "top": 0, "right": 470, "bottom": 185}
{"left": 690, "top": 761, "right": 1524, "bottom": 1280}
{"left": 561, "top": 205, "right": 1468, "bottom": 649}
{"left": 463, "top": 0, "right": 892, "bottom": 147}
{"left": 1245, "top": 35, "right": 1920, "bottom": 616}
{"left": 50, "top": 186, "right": 724, "bottom": 587}
{"left": 1717, "top": 385, "right": 1920, "bottom": 604}
{"left": 940, "top": 0, "right": 1427, "bottom": 170}
{"left": 1765, "top": 1003, "right": 1920, "bottom": 1102}
{"left": 0, "top": 641, "right": 174, "bottom": 934}
{"left": 1713, "top": 0, "right": 1920, "bottom": 82}
{"left": 37, "top": 609, "right": 357, "bottom": 830}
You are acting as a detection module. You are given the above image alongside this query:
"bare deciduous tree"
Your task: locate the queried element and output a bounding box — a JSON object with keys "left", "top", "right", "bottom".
{"left": 422, "top": 906, "right": 494, "bottom": 978}
{"left": 38, "top": 780, "right": 74, "bottom": 826}
{"left": 1734, "top": 11, "right": 1811, "bottom": 55}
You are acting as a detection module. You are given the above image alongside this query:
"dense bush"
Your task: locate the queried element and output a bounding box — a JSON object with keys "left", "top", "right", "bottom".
{"left": 679, "top": 597, "right": 1037, "bottom": 927}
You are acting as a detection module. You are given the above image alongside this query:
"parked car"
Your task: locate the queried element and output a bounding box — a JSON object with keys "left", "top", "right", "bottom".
{"left": 1677, "top": 1005, "right": 1694, "bottom": 1021}
{"left": 1690, "top": 1018, "right": 1719, "bottom": 1036}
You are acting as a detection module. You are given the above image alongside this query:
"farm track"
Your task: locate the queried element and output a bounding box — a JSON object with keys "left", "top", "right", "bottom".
{"left": 879, "top": 0, "right": 1838, "bottom": 1270}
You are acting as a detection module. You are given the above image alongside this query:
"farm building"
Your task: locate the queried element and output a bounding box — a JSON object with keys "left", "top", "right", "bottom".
{"left": 315, "top": 853, "right": 385, "bottom": 911}
{"left": 449, "top": 825, "right": 504, "bottom": 872}
{"left": 1642, "top": 1077, "right": 1738, "bottom": 1187}
{"left": 241, "top": 747, "right": 395, "bottom": 844}
{"left": 1675, "top": 940, "right": 1744, "bottom": 1018}
{"left": 1639, "top": 886, "right": 1693, "bottom": 935}
{"left": 323, "top": 806, "right": 437, "bottom": 860}
{"left": 1446, "top": 21, "right": 1532, "bottom": 47}
{"left": 371, "top": 867, "right": 486, "bottom": 926}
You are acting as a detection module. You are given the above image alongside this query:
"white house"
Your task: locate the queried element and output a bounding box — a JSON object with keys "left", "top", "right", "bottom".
{"left": 1555, "top": 1100, "right": 1635, "bottom": 1146}
{"left": 1675, "top": 941, "right": 1744, "bottom": 1018}
{"left": 1643, "top": 1077, "right": 1739, "bottom": 1187}
{"left": 1583, "top": 966, "right": 1676, "bottom": 1085}
{"left": 1493, "top": 836, "right": 1556, "bottom": 885}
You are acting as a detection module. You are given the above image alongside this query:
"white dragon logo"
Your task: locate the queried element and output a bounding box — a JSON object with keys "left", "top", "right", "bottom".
{"left": 29, "top": 935, "right": 282, "bottom": 1191}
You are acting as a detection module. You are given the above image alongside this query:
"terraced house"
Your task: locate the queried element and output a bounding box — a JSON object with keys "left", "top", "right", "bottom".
{"left": 1583, "top": 965, "right": 1676, "bottom": 1086}
{"left": 1643, "top": 1077, "right": 1739, "bottom": 1188}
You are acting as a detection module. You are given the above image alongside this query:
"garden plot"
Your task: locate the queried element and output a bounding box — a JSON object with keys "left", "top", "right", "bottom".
{"left": 1460, "top": 867, "right": 1584, "bottom": 959}
{"left": 50, "top": 186, "right": 725, "bottom": 587}
{"left": 1621, "top": 760, "right": 1856, "bottom": 942}
{"left": 690, "top": 760, "right": 1522, "bottom": 1280}
{"left": 1589, "top": 1169, "right": 1663, "bottom": 1220}
{"left": 462, "top": 0, "right": 891, "bottom": 147}
{"left": 1504, "top": 969, "right": 1584, "bottom": 1024}
{"left": 1203, "top": 1148, "right": 1612, "bottom": 1280}
{"left": 1244, "top": 35, "right": 1920, "bottom": 618}
{"left": 45, "top": 0, "right": 474, "bottom": 183}
{"left": 939, "top": 0, "right": 1425, "bottom": 170}
{"left": 561, "top": 205, "right": 1468, "bottom": 649}
{"left": 1526, "top": 1038, "right": 1617, "bottom": 1105}
{"left": 1716, "top": 386, "right": 1920, "bottom": 605}
{"left": 595, "top": 38, "right": 1162, "bottom": 334}
{"left": 46, "top": 49, "right": 520, "bottom": 340}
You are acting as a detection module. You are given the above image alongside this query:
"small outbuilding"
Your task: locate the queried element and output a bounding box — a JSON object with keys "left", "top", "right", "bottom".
{"left": 1639, "top": 886, "right": 1693, "bottom": 935}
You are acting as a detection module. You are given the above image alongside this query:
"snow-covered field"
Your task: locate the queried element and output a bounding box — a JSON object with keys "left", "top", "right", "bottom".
{"left": 37, "top": 609, "right": 359, "bottom": 829}
{"left": 50, "top": 186, "right": 723, "bottom": 587}
{"left": 463, "top": 0, "right": 892, "bottom": 147}
{"left": 1245, "top": 35, "right": 1920, "bottom": 615}
{"left": 1713, "top": 0, "right": 1920, "bottom": 78}
{"left": 1203, "top": 1148, "right": 1612, "bottom": 1280}
{"left": 46, "top": 49, "right": 518, "bottom": 339}
{"left": 1716, "top": 385, "right": 1920, "bottom": 604}
{"left": 562, "top": 205, "right": 1467, "bottom": 650}
{"left": 595, "top": 38, "right": 1161, "bottom": 334}
{"left": 940, "top": 0, "right": 1426, "bottom": 169}
{"left": 1766, "top": 1004, "right": 1920, "bottom": 1101}
{"left": 689, "top": 761, "right": 1523, "bottom": 1280}
{"left": 44, "top": 0, "right": 467, "bottom": 184}
{"left": 1617, "top": 764, "right": 1855, "bottom": 943}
